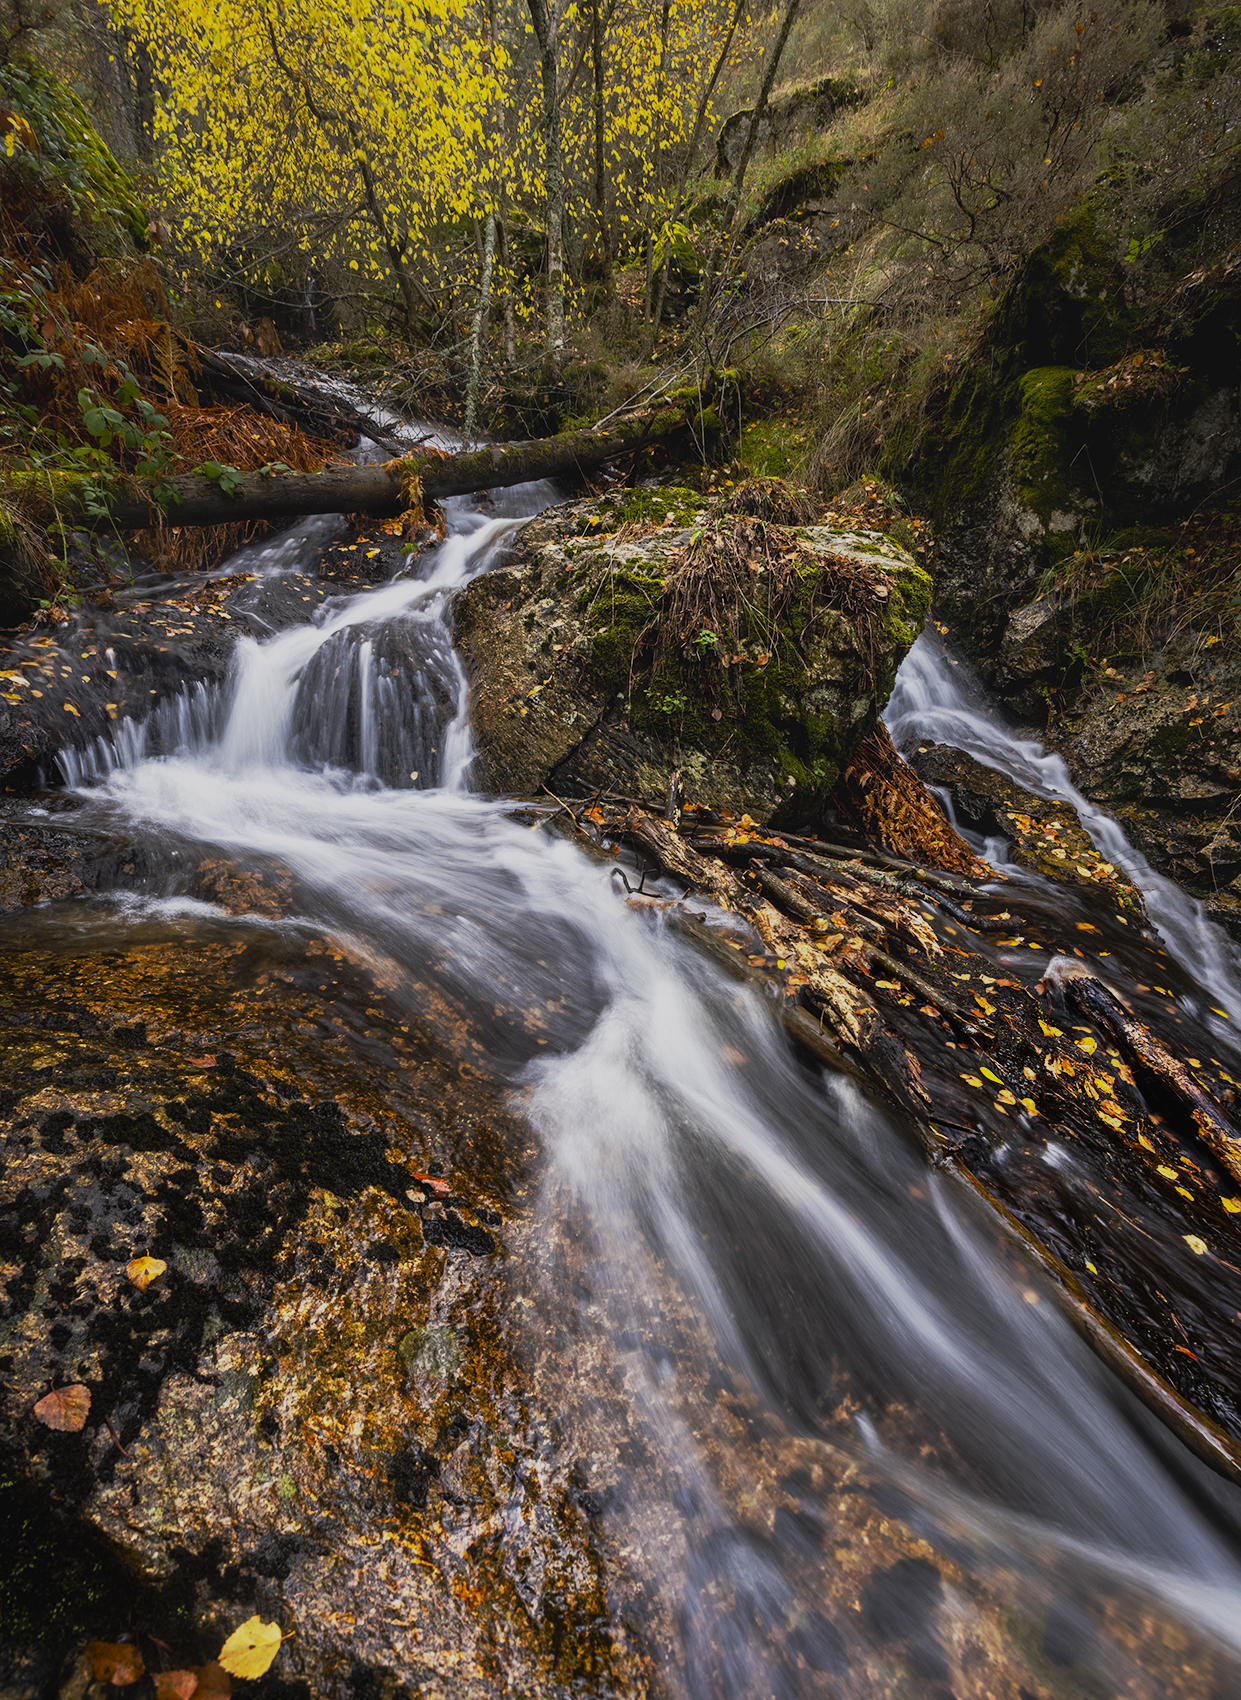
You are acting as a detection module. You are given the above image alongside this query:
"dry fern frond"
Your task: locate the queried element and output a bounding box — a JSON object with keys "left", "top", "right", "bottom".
{"left": 829, "top": 723, "right": 984, "bottom": 875}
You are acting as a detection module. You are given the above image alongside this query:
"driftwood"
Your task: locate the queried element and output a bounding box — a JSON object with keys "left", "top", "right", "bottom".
{"left": 90, "top": 406, "right": 687, "bottom": 532}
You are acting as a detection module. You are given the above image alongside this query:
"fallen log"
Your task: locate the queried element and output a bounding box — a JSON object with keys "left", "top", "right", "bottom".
{"left": 193, "top": 347, "right": 406, "bottom": 454}
{"left": 83, "top": 406, "right": 687, "bottom": 532}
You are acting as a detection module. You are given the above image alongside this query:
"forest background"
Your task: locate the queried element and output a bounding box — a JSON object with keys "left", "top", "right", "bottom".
{"left": 0, "top": 0, "right": 1238, "bottom": 600}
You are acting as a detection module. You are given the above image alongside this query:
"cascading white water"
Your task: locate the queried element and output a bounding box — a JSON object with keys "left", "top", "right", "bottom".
{"left": 50, "top": 489, "right": 1241, "bottom": 1692}
{"left": 885, "top": 632, "right": 1241, "bottom": 1028}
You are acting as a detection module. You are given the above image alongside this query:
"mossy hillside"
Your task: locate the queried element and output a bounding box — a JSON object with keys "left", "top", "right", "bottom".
{"left": 892, "top": 182, "right": 1241, "bottom": 637}
{"left": 0, "top": 56, "right": 149, "bottom": 253}
{"left": 740, "top": 417, "right": 812, "bottom": 479}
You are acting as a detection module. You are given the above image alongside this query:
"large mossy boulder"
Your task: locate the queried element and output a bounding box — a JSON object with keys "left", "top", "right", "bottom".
{"left": 889, "top": 201, "right": 1241, "bottom": 699}
{"left": 454, "top": 485, "right": 930, "bottom": 820}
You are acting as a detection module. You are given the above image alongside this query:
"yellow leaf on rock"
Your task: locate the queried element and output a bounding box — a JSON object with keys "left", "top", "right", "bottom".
{"left": 219, "top": 1619, "right": 284, "bottom": 1680}
{"left": 980, "top": 1066, "right": 1003, "bottom": 1084}
{"left": 1038, "top": 1019, "right": 1063, "bottom": 1037}
{"left": 960, "top": 1073, "right": 983, "bottom": 1088}
{"left": 127, "top": 1255, "right": 167, "bottom": 1291}
{"left": 1020, "top": 1097, "right": 1037, "bottom": 1114}
{"left": 1157, "top": 1165, "right": 1179, "bottom": 1180}
{"left": 1223, "top": 1198, "right": 1241, "bottom": 1214}
{"left": 1183, "top": 1235, "right": 1209, "bottom": 1255}
{"left": 1075, "top": 1036, "right": 1098, "bottom": 1055}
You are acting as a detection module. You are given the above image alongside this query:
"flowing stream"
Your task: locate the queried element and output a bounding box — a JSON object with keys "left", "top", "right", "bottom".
{"left": 32, "top": 477, "right": 1241, "bottom": 1694}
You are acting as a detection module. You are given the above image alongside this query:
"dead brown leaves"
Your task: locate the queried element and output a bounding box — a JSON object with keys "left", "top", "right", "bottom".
{"left": 85, "top": 1643, "right": 145, "bottom": 1686}
{"left": 830, "top": 725, "right": 983, "bottom": 875}
{"left": 153, "top": 1665, "right": 231, "bottom": 1700}
{"left": 33, "top": 1384, "right": 90, "bottom": 1431}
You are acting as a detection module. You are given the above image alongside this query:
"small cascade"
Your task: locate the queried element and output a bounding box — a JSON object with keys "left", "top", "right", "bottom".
{"left": 885, "top": 632, "right": 1241, "bottom": 1025}
{"left": 57, "top": 678, "right": 221, "bottom": 787}
{"left": 36, "top": 464, "right": 1241, "bottom": 1695}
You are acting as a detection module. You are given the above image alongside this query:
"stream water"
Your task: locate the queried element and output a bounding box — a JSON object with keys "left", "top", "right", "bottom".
{"left": 24, "top": 475, "right": 1241, "bottom": 1694}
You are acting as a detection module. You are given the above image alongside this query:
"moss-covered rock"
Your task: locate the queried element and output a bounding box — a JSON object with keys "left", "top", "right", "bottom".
{"left": 454, "top": 490, "right": 929, "bottom": 820}
{"left": 0, "top": 56, "right": 149, "bottom": 255}
{"left": 890, "top": 202, "right": 1241, "bottom": 690}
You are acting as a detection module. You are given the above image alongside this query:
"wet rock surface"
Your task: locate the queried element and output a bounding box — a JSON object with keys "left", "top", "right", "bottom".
{"left": 913, "top": 744, "right": 1144, "bottom": 919}
{"left": 0, "top": 905, "right": 641, "bottom": 1700}
{"left": 454, "top": 489, "right": 929, "bottom": 820}
{"left": 1045, "top": 649, "right": 1241, "bottom": 937}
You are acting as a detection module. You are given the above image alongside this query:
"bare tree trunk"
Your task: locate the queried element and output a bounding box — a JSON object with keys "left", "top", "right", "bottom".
{"left": 729, "top": 0, "right": 801, "bottom": 206}
{"left": 527, "top": 0, "right": 565, "bottom": 376}
{"left": 695, "top": 0, "right": 802, "bottom": 333}
{"left": 465, "top": 211, "right": 497, "bottom": 442}
{"left": 131, "top": 35, "right": 156, "bottom": 162}
{"left": 643, "top": 0, "right": 673, "bottom": 325}
{"left": 589, "top": 0, "right": 614, "bottom": 310}
{"left": 500, "top": 210, "right": 517, "bottom": 364}
{"left": 649, "top": 0, "right": 748, "bottom": 343}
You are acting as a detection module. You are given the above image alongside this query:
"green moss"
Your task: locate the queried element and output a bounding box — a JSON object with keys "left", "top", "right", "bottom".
{"left": 885, "top": 560, "right": 934, "bottom": 647}
{"left": 581, "top": 486, "right": 701, "bottom": 533}
{"left": 0, "top": 57, "right": 149, "bottom": 251}
{"left": 739, "top": 418, "right": 810, "bottom": 478}
{"left": 1009, "top": 366, "right": 1079, "bottom": 516}
{"left": 582, "top": 562, "right": 667, "bottom": 691}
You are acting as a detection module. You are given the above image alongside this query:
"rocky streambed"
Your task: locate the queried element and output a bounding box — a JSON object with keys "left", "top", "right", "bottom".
{"left": 3, "top": 481, "right": 1241, "bottom": 1700}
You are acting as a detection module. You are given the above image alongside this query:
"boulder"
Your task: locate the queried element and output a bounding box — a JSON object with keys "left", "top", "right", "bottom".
{"left": 454, "top": 487, "right": 931, "bottom": 820}
{"left": 890, "top": 204, "right": 1241, "bottom": 695}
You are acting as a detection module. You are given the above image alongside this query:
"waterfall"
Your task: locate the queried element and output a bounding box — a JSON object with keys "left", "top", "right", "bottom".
{"left": 46, "top": 478, "right": 1241, "bottom": 1693}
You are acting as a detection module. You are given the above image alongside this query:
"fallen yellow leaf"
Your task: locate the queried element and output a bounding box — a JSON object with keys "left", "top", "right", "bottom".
{"left": 1076, "top": 922, "right": 1100, "bottom": 931}
{"left": 127, "top": 1255, "right": 167, "bottom": 1291}
{"left": 1157, "top": 1165, "right": 1179, "bottom": 1180}
{"left": 1020, "top": 1097, "right": 1037, "bottom": 1114}
{"left": 1075, "top": 1036, "right": 1098, "bottom": 1055}
{"left": 1038, "top": 1018, "right": 1064, "bottom": 1037}
{"left": 960, "top": 1073, "right": 983, "bottom": 1088}
{"left": 980, "top": 1066, "right": 1003, "bottom": 1084}
{"left": 218, "top": 1619, "right": 284, "bottom": 1680}
{"left": 1183, "top": 1235, "right": 1209, "bottom": 1256}
{"left": 1223, "top": 1198, "right": 1241, "bottom": 1214}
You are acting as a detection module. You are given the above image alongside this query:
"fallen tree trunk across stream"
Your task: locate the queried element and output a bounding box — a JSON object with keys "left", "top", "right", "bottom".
{"left": 98, "top": 406, "right": 687, "bottom": 531}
